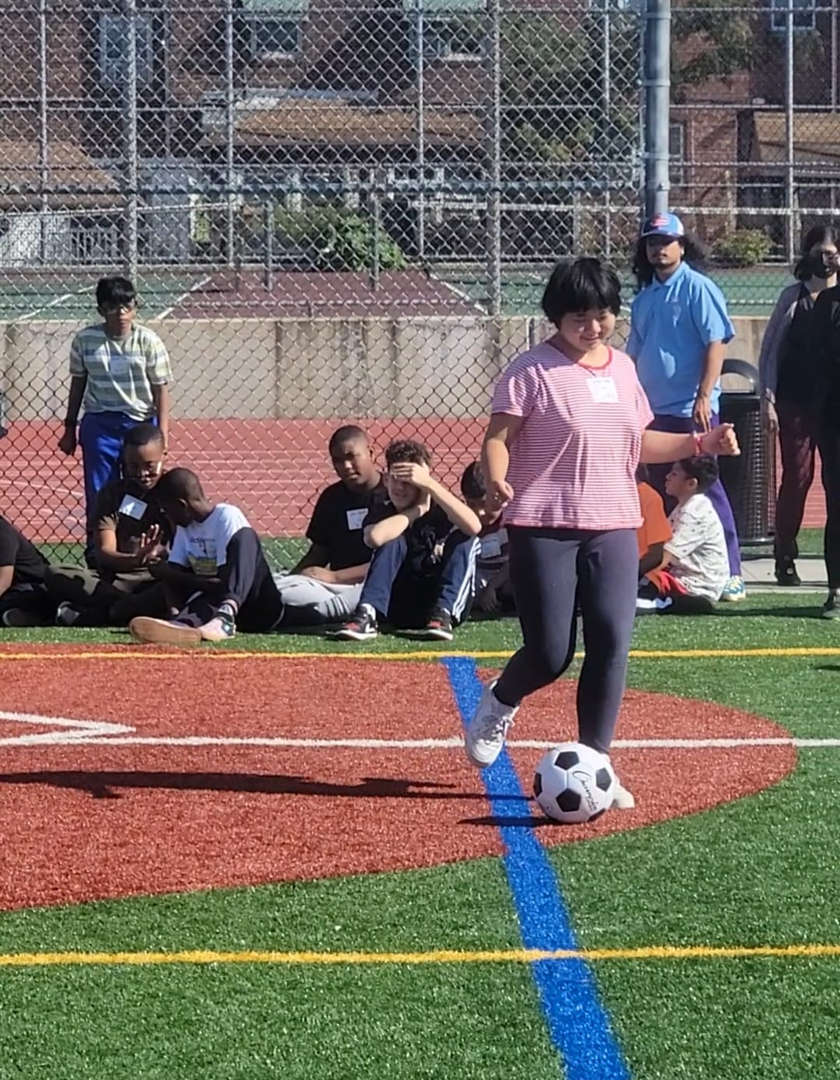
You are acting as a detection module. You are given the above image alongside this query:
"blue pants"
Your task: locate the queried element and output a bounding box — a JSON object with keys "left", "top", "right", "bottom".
{"left": 646, "top": 412, "right": 742, "bottom": 576}
{"left": 359, "top": 531, "right": 478, "bottom": 627}
{"left": 495, "top": 526, "right": 639, "bottom": 755}
{"left": 79, "top": 411, "right": 149, "bottom": 564}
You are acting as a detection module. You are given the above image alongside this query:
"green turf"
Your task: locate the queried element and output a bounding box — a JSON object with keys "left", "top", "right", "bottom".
{"left": 2, "top": 606, "right": 840, "bottom": 1077}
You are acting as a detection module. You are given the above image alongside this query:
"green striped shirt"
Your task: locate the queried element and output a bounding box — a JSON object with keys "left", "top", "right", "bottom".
{"left": 69, "top": 323, "right": 172, "bottom": 420}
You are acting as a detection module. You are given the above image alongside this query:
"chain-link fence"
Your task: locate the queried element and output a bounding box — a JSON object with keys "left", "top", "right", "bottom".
{"left": 0, "top": 0, "right": 835, "bottom": 557}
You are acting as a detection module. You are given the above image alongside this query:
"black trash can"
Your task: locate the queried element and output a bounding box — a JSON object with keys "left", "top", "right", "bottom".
{"left": 718, "top": 358, "right": 776, "bottom": 548}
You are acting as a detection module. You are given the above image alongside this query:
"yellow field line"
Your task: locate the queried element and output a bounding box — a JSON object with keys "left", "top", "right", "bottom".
{"left": 0, "top": 646, "right": 840, "bottom": 662}
{"left": 1, "top": 943, "right": 838, "bottom": 968}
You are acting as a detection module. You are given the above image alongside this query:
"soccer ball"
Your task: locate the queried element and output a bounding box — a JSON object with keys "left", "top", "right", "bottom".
{"left": 533, "top": 742, "right": 616, "bottom": 824}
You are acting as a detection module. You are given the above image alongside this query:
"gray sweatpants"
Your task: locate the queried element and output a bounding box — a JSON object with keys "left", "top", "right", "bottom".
{"left": 273, "top": 573, "right": 362, "bottom": 625}
{"left": 495, "top": 526, "right": 638, "bottom": 754}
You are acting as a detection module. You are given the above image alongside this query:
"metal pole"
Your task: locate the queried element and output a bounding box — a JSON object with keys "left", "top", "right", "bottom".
{"left": 603, "top": 0, "right": 612, "bottom": 258}
{"left": 785, "top": 1, "right": 795, "bottom": 263}
{"left": 642, "top": 0, "right": 670, "bottom": 218}
{"left": 225, "top": 0, "right": 236, "bottom": 267}
{"left": 832, "top": 1, "right": 838, "bottom": 111}
{"left": 38, "top": 0, "right": 48, "bottom": 265}
{"left": 370, "top": 187, "right": 381, "bottom": 291}
{"left": 415, "top": 0, "right": 426, "bottom": 260}
{"left": 264, "top": 198, "right": 274, "bottom": 291}
{"left": 486, "top": 0, "right": 502, "bottom": 318}
{"left": 126, "top": 0, "right": 139, "bottom": 280}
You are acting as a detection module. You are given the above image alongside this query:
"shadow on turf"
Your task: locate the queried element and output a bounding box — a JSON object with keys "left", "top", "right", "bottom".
{"left": 460, "top": 813, "right": 553, "bottom": 829}
{"left": 0, "top": 770, "right": 530, "bottom": 803}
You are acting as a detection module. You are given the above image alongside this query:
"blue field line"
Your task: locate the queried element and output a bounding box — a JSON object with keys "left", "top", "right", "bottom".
{"left": 443, "top": 656, "right": 630, "bottom": 1080}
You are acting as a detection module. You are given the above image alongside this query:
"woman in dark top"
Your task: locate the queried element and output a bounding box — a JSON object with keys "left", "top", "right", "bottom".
{"left": 759, "top": 224, "right": 839, "bottom": 588}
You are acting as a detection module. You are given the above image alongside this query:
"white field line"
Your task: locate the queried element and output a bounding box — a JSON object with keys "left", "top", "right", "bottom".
{"left": 0, "top": 711, "right": 133, "bottom": 745}
{"left": 0, "top": 714, "right": 835, "bottom": 749}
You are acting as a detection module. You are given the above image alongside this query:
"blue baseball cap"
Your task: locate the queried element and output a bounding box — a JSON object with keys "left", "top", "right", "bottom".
{"left": 641, "top": 212, "right": 685, "bottom": 239}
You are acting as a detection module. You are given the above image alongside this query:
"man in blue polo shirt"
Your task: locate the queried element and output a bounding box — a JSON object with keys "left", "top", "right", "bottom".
{"left": 627, "top": 212, "right": 745, "bottom": 601}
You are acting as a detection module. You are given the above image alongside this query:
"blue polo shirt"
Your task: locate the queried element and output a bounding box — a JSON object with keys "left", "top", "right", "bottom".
{"left": 627, "top": 263, "right": 735, "bottom": 418}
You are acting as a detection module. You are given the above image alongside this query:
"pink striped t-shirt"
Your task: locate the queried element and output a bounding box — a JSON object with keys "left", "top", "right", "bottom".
{"left": 490, "top": 342, "right": 653, "bottom": 530}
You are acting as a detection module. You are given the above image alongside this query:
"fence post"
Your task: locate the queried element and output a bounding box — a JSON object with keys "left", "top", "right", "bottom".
{"left": 225, "top": 0, "right": 236, "bottom": 267}
{"left": 414, "top": 0, "right": 426, "bottom": 261}
{"left": 785, "top": 1, "right": 795, "bottom": 264}
{"left": 38, "top": 0, "right": 48, "bottom": 265}
{"left": 642, "top": 0, "right": 670, "bottom": 219}
{"left": 125, "top": 0, "right": 139, "bottom": 280}
{"left": 486, "top": 0, "right": 502, "bottom": 319}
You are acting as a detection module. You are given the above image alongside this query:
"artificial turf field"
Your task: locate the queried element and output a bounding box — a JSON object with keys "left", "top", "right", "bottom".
{"left": 1, "top": 591, "right": 838, "bottom": 1079}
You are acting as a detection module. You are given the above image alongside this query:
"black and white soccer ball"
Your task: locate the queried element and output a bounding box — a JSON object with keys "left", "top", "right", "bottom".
{"left": 533, "top": 742, "right": 616, "bottom": 824}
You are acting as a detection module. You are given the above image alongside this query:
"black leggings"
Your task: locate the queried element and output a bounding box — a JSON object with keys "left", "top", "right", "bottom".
{"left": 495, "top": 526, "right": 638, "bottom": 754}
{"left": 817, "top": 426, "right": 840, "bottom": 589}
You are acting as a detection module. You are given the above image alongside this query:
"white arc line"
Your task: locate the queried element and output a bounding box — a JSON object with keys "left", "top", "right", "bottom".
{"left": 0, "top": 730, "right": 832, "bottom": 750}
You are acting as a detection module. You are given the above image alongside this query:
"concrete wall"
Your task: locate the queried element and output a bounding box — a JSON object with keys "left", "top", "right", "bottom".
{"left": 0, "top": 314, "right": 766, "bottom": 422}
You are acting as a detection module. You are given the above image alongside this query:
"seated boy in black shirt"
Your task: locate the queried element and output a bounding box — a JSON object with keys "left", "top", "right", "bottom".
{"left": 332, "top": 439, "right": 481, "bottom": 642}
{"left": 46, "top": 423, "right": 171, "bottom": 626}
{"left": 276, "top": 425, "right": 386, "bottom": 625}
{"left": 0, "top": 517, "right": 53, "bottom": 627}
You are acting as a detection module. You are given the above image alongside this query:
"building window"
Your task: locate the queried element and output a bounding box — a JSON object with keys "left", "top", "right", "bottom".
{"left": 670, "top": 121, "right": 686, "bottom": 187}
{"left": 421, "top": 18, "right": 484, "bottom": 61}
{"left": 770, "top": 0, "right": 815, "bottom": 32}
{"left": 98, "top": 14, "right": 154, "bottom": 88}
{"left": 250, "top": 16, "right": 301, "bottom": 58}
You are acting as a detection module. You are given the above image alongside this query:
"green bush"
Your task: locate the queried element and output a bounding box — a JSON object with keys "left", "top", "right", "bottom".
{"left": 274, "top": 206, "right": 406, "bottom": 272}
{"left": 712, "top": 228, "right": 772, "bottom": 267}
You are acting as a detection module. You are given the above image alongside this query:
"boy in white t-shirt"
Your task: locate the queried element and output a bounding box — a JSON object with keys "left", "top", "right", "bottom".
{"left": 638, "top": 454, "right": 729, "bottom": 614}
{"left": 128, "top": 467, "right": 284, "bottom": 645}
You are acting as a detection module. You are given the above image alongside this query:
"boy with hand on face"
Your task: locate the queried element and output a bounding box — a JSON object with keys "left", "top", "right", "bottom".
{"left": 331, "top": 439, "right": 481, "bottom": 642}
{"left": 275, "top": 425, "right": 386, "bottom": 625}
{"left": 46, "top": 423, "right": 171, "bottom": 626}
{"left": 128, "top": 467, "right": 284, "bottom": 646}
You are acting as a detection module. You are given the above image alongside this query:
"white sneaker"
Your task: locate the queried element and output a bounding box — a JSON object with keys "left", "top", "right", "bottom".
{"left": 612, "top": 781, "right": 636, "bottom": 810}
{"left": 464, "top": 680, "right": 519, "bottom": 768}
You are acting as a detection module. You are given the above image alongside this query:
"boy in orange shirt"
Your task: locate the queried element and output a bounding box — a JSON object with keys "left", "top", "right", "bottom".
{"left": 636, "top": 464, "right": 671, "bottom": 580}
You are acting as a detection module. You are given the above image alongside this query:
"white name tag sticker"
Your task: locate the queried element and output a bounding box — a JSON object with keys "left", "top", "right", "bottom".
{"left": 118, "top": 495, "right": 148, "bottom": 520}
{"left": 346, "top": 508, "right": 368, "bottom": 531}
{"left": 587, "top": 377, "right": 619, "bottom": 404}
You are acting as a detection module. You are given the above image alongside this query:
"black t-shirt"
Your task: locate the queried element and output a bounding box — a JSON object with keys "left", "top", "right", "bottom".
{"left": 305, "top": 478, "right": 386, "bottom": 571}
{"left": 0, "top": 516, "right": 48, "bottom": 585}
{"left": 95, "top": 480, "right": 172, "bottom": 555}
{"left": 366, "top": 501, "right": 468, "bottom": 578}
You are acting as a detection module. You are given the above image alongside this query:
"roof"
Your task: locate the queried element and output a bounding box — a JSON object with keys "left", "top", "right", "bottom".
{"left": 749, "top": 112, "right": 840, "bottom": 171}
{"left": 200, "top": 99, "right": 481, "bottom": 150}
{"left": 0, "top": 140, "right": 121, "bottom": 210}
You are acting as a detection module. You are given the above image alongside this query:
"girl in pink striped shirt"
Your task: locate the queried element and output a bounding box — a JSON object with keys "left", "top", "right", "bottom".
{"left": 464, "top": 257, "right": 739, "bottom": 810}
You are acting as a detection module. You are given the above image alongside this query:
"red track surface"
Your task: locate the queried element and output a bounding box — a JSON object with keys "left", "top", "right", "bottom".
{"left": 0, "top": 418, "right": 487, "bottom": 542}
{"left": 0, "top": 649, "right": 795, "bottom": 910}
{"left": 0, "top": 419, "right": 826, "bottom": 545}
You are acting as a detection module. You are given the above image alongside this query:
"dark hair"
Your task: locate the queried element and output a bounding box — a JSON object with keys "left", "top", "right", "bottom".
{"left": 123, "top": 423, "right": 164, "bottom": 450}
{"left": 460, "top": 461, "right": 486, "bottom": 500}
{"left": 631, "top": 234, "right": 708, "bottom": 289}
{"left": 385, "top": 439, "right": 431, "bottom": 468}
{"left": 541, "top": 257, "right": 621, "bottom": 324}
{"left": 635, "top": 462, "right": 650, "bottom": 485}
{"left": 155, "top": 467, "right": 205, "bottom": 502}
{"left": 678, "top": 454, "right": 719, "bottom": 494}
{"left": 328, "top": 424, "right": 368, "bottom": 452}
{"left": 794, "top": 223, "right": 840, "bottom": 280}
{"left": 96, "top": 275, "right": 136, "bottom": 309}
